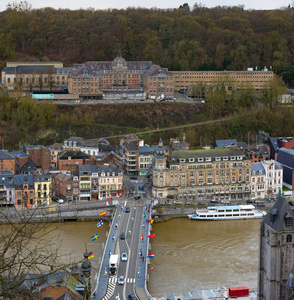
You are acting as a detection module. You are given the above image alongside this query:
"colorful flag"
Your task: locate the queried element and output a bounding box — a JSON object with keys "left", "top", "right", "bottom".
{"left": 141, "top": 233, "right": 144, "bottom": 240}
{"left": 147, "top": 253, "right": 155, "bottom": 258}
{"left": 148, "top": 266, "right": 155, "bottom": 272}
{"left": 104, "top": 201, "right": 111, "bottom": 206}
{"left": 100, "top": 211, "right": 106, "bottom": 216}
{"left": 91, "top": 234, "right": 99, "bottom": 241}
{"left": 109, "top": 197, "right": 113, "bottom": 201}
{"left": 148, "top": 234, "right": 155, "bottom": 239}
{"left": 97, "top": 220, "right": 103, "bottom": 227}
{"left": 88, "top": 252, "right": 94, "bottom": 259}
{"left": 149, "top": 219, "right": 154, "bottom": 224}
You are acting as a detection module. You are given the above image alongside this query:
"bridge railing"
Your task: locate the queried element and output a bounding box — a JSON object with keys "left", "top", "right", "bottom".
{"left": 92, "top": 205, "right": 118, "bottom": 295}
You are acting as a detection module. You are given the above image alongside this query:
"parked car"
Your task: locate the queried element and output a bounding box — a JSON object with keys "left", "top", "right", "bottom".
{"left": 173, "top": 200, "right": 182, "bottom": 204}
{"left": 246, "top": 200, "right": 253, "bottom": 203}
{"left": 221, "top": 200, "right": 230, "bottom": 204}
{"left": 57, "top": 199, "right": 64, "bottom": 204}
{"left": 130, "top": 176, "right": 137, "bottom": 180}
{"left": 121, "top": 252, "right": 128, "bottom": 261}
{"left": 257, "top": 203, "right": 265, "bottom": 207}
{"left": 134, "top": 195, "right": 141, "bottom": 200}
{"left": 185, "top": 201, "right": 194, "bottom": 205}
{"left": 128, "top": 294, "right": 138, "bottom": 300}
{"left": 118, "top": 276, "right": 125, "bottom": 285}
{"left": 120, "top": 233, "right": 125, "bottom": 240}
{"left": 139, "top": 185, "right": 144, "bottom": 190}
{"left": 129, "top": 189, "right": 133, "bottom": 194}
{"left": 289, "top": 201, "right": 294, "bottom": 206}
{"left": 198, "top": 202, "right": 205, "bottom": 206}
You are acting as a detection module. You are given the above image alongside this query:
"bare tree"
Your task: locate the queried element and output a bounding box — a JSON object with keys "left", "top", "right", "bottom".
{"left": 0, "top": 206, "right": 72, "bottom": 297}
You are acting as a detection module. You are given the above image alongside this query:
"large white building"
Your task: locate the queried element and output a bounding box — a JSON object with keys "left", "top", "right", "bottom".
{"left": 251, "top": 160, "right": 283, "bottom": 200}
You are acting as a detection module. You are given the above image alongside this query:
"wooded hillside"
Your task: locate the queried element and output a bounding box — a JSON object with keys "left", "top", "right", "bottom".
{"left": 0, "top": 4, "right": 294, "bottom": 85}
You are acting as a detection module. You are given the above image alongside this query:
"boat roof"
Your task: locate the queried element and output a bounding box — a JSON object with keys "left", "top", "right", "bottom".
{"left": 206, "top": 204, "right": 256, "bottom": 210}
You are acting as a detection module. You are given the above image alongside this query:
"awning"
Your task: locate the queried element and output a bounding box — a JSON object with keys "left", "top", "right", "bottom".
{"left": 118, "top": 190, "right": 124, "bottom": 193}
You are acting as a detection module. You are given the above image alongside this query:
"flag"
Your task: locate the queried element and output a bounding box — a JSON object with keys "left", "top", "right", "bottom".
{"left": 97, "top": 220, "right": 103, "bottom": 227}
{"left": 147, "top": 253, "right": 155, "bottom": 258}
{"left": 148, "top": 266, "right": 155, "bottom": 272}
{"left": 109, "top": 197, "right": 113, "bottom": 201}
{"left": 140, "top": 248, "right": 142, "bottom": 257}
{"left": 149, "top": 219, "right": 154, "bottom": 224}
{"left": 141, "top": 233, "right": 144, "bottom": 240}
{"left": 91, "top": 234, "right": 99, "bottom": 241}
{"left": 148, "top": 234, "right": 155, "bottom": 239}
{"left": 100, "top": 211, "right": 106, "bottom": 216}
{"left": 88, "top": 252, "right": 94, "bottom": 259}
{"left": 104, "top": 201, "right": 111, "bottom": 206}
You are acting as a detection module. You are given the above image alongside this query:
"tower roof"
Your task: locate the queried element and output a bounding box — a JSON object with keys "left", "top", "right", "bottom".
{"left": 262, "top": 196, "right": 294, "bottom": 232}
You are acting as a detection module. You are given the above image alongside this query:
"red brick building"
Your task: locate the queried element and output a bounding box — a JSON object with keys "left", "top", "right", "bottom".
{"left": 13, "top": 174, "right": 35, "bottom": 208}
{"left": 23, "top": 145, "right": 51, "bottom": 174}
{"left": 57, "top": 150, "right": 90, "bottom": 171}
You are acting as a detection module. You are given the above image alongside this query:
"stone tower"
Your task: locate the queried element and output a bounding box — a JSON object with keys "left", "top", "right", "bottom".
{"left": 258, "top": 196, "right": 294, "bottom": 299}
{"left": 154, "top": 138, "right": 166, "bottom": 171}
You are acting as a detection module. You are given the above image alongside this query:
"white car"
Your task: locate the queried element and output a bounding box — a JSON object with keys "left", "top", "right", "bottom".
{"left": 121, "top": 252, "right": 128, "bottom": 261}
{"left": 118, "top": 276, "right": 125, "bottom": 285}
{"left": 57, "top": 199, "right": 64, "bottom": 204}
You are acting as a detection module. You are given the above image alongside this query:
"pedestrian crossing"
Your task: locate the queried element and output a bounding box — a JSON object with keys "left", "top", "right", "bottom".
{"left": 108, "top": 277, "right": 136, "bottom": 283}
{"left": 101, "top": 282, "right": 115, "bottom": 300}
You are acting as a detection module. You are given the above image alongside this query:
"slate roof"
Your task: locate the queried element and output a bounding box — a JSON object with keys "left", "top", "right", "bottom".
{"left": 10, "top": 151, "right": 28, "bottom": 158}
{"left": 59, "top": 151, "right": 90, "bottom": 160}
{"left": 48, "top": 143, "right": 63, "bottom": 151}
{"left": 268, "top": 137, "right": 294, "bottom": 151}
{"left": 98, "top": 164, "right": 122, "bottom": 176}
{"left": 262, "top": 196, "right": 294, "bottom": 232}
{"left": 214, "top": 139, "right": 238, "bottom": 148}
{"left": 259, "top": 144, "right": 270, "bottom": 156}
{"left": 139, "top": 145, "right": 154, "bottom": 156}
{"left": 124, "top": 140, "right": 139, "bottom": 151}
{"left": 3, "top": 65, "right": 55, "bottom": 75}
{"left": 13, "top": 174, "right": 34, "bottom": 188}
{"left": 78, "top": 165, "right": 99, "bottom": 174}
{"left": 0, "top": 150, "right": 14, "bottom": 160}
{"left": 251, "top": 162, "right": 265, "bottom": 174}
{"left": 238, "top": 142, "right": 248, "bottom": 150}
{"left": 171, "top": 149, "right": 246, "bottom": 164}
{"left": 19, "top": 160, "right": 36, "bottom": 173}
{"left": 277, "top": 148, "right": 294, "bottom": 168}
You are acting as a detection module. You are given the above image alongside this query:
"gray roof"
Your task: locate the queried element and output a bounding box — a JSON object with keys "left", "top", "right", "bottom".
{"left": 3, "top": 65, "right": 55, "bottom": 75}
{"left": 277, "top": 148, "right": 294, "bottom": 168}
{"left": 10, "top": 151, "right": 28, "bottom": 158}
{"left": 78, "top": 165, "right": 99, "bottom": 174}
{"left": 214, "top": 139, "right": 238, "bottom": 147}
{"left": 0, "top": 150, "right": 14, "bottom": 160}
{"left": 251, "top": 162, "right": 265, "bottom": 174}
{"left": 139, "top": 145, "right": 154, "bottom": 155}
{"left": 19, "top": 160, "right": 36, "bottom": 173}
{"left": 262, "top": 196, "right": 294, "bottom": 232}
{"left": 98, "top": 164, "right": 122, "bottom": 176}
{"left": 13, "top": 174, "right": 34, "bottom": 188}
{"left": 171, "top": 148, "right": 246, "bottom": 163}
{"left": 48, "top": 143, "right": 63, "bottom": 151}
{"left": 237, "top": 142, "right": 248, "bottom": 149}
{"left": 59, "top": 150, "right": 90, "bottom": 160}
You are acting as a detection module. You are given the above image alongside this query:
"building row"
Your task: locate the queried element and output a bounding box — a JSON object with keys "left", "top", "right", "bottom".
{"left": 152, "top": 142, "right": 283, "bottom": 202}
{"left": 1, "top": 52, "right": 274, "bottom": 99}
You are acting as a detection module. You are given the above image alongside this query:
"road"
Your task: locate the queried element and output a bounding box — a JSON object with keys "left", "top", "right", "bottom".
{"left": 95, "top": 176, "right": 152, "bottom": 300}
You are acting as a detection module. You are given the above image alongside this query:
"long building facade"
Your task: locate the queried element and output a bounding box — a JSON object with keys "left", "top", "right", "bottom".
{"left": 152, "top": 147, "right": 251, "bottom": 202}
{"left": 1, "top": 55, "right": 274, "bottom": 98}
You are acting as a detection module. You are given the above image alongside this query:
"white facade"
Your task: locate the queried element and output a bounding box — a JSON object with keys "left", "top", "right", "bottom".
{"left": 251, "top": 160, "right": 283, "bottom": 200}
{"left": 80, "top": 145, "right": 99, "bottom": 156}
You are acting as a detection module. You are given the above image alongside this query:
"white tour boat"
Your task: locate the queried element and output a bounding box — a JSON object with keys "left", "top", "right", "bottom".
{"left": 188, "top": 204, "right": 267, "bottom": 220}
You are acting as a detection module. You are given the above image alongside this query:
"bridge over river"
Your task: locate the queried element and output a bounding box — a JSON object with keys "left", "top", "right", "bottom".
{"left": 93, "top": 200, "right": 152, "bottom": 300}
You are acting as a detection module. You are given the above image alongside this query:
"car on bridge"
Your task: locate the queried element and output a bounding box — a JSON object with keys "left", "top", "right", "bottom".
{"left": 118, "top": 276, "right": 125, "bottom": 285}
{"left": 121, "top": 252, "right": 128, "bottom": 261}
{"left": 120, "top": 233, "right": 126, "bottom": 240}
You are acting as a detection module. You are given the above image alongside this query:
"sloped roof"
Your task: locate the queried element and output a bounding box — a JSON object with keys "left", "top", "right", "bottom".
{"left": 262, "top": 196, "right": 294, "bottom": 232}
{"left": 0, "top": 150, "right": 14, "bottom": 160}
{"left": 214, "top": 139, "right": 238, "bottom": 147}
{"left": 277, "top": 148, "right": 294, "bottom": 168}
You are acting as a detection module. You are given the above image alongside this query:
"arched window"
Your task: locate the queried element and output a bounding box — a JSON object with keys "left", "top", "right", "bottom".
{"left": 287, "top": 234, "right": 292, "bottom": 243}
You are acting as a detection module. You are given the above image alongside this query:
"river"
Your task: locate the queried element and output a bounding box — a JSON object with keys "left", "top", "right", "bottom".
{"left": 13, "top": 217, "right": 260, "bottom": 295}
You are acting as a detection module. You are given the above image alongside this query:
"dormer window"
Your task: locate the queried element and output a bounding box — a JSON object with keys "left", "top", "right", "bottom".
{"left": 69, "top": 141, "right": 72, "bottom": 146}
{"left": 284, "top": 212, "right": 293, "bottom": 228}
{"left": 270, "top": 209, "right": 278, "bottom": 224}
{"left": 112, "top": 172, "right": 115, "bottom": 176}
{"left": 68, "top": 156, "right": 71, "bottom": 160}
{"left": 223, "top": 156, "right": 228, "bottom": 161}
{"left": 215, "top": 157, "right": 221, "bottom": 161}
{"left": 230, "top": 156, "right": 236, "bottom": 160}
{"left": 198, "top": 158, "right": 203, "bottom": 162}
{"left": 101, "top": 172, "right": 105, "bottom": 177}
{"left": 259, "top": 170, "right": 262, "bottom": 175}
{"left": 64, "top": 141, "right": 67, "bottom": 146}
{"left": 205, "top": 157, "right": 211, "bottom": 162}
{"left": 252, "top": 171, "right": 255, "bottom": 175}
{"left": 189, "top": 158, "right": 195, "bottom": 163}
{"left": 73, "top": 142, "right": 76, "bottom": 146}
{"left": 237, "top": 156, "right": 242, "bottom": 160}
{"left": 179, "top": 158, "right": 185, "bottom": 163}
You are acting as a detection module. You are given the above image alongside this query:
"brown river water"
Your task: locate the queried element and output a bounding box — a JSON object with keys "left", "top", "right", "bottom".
{"left": 5, "top": 218, "right": 261, "bottom": 295}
